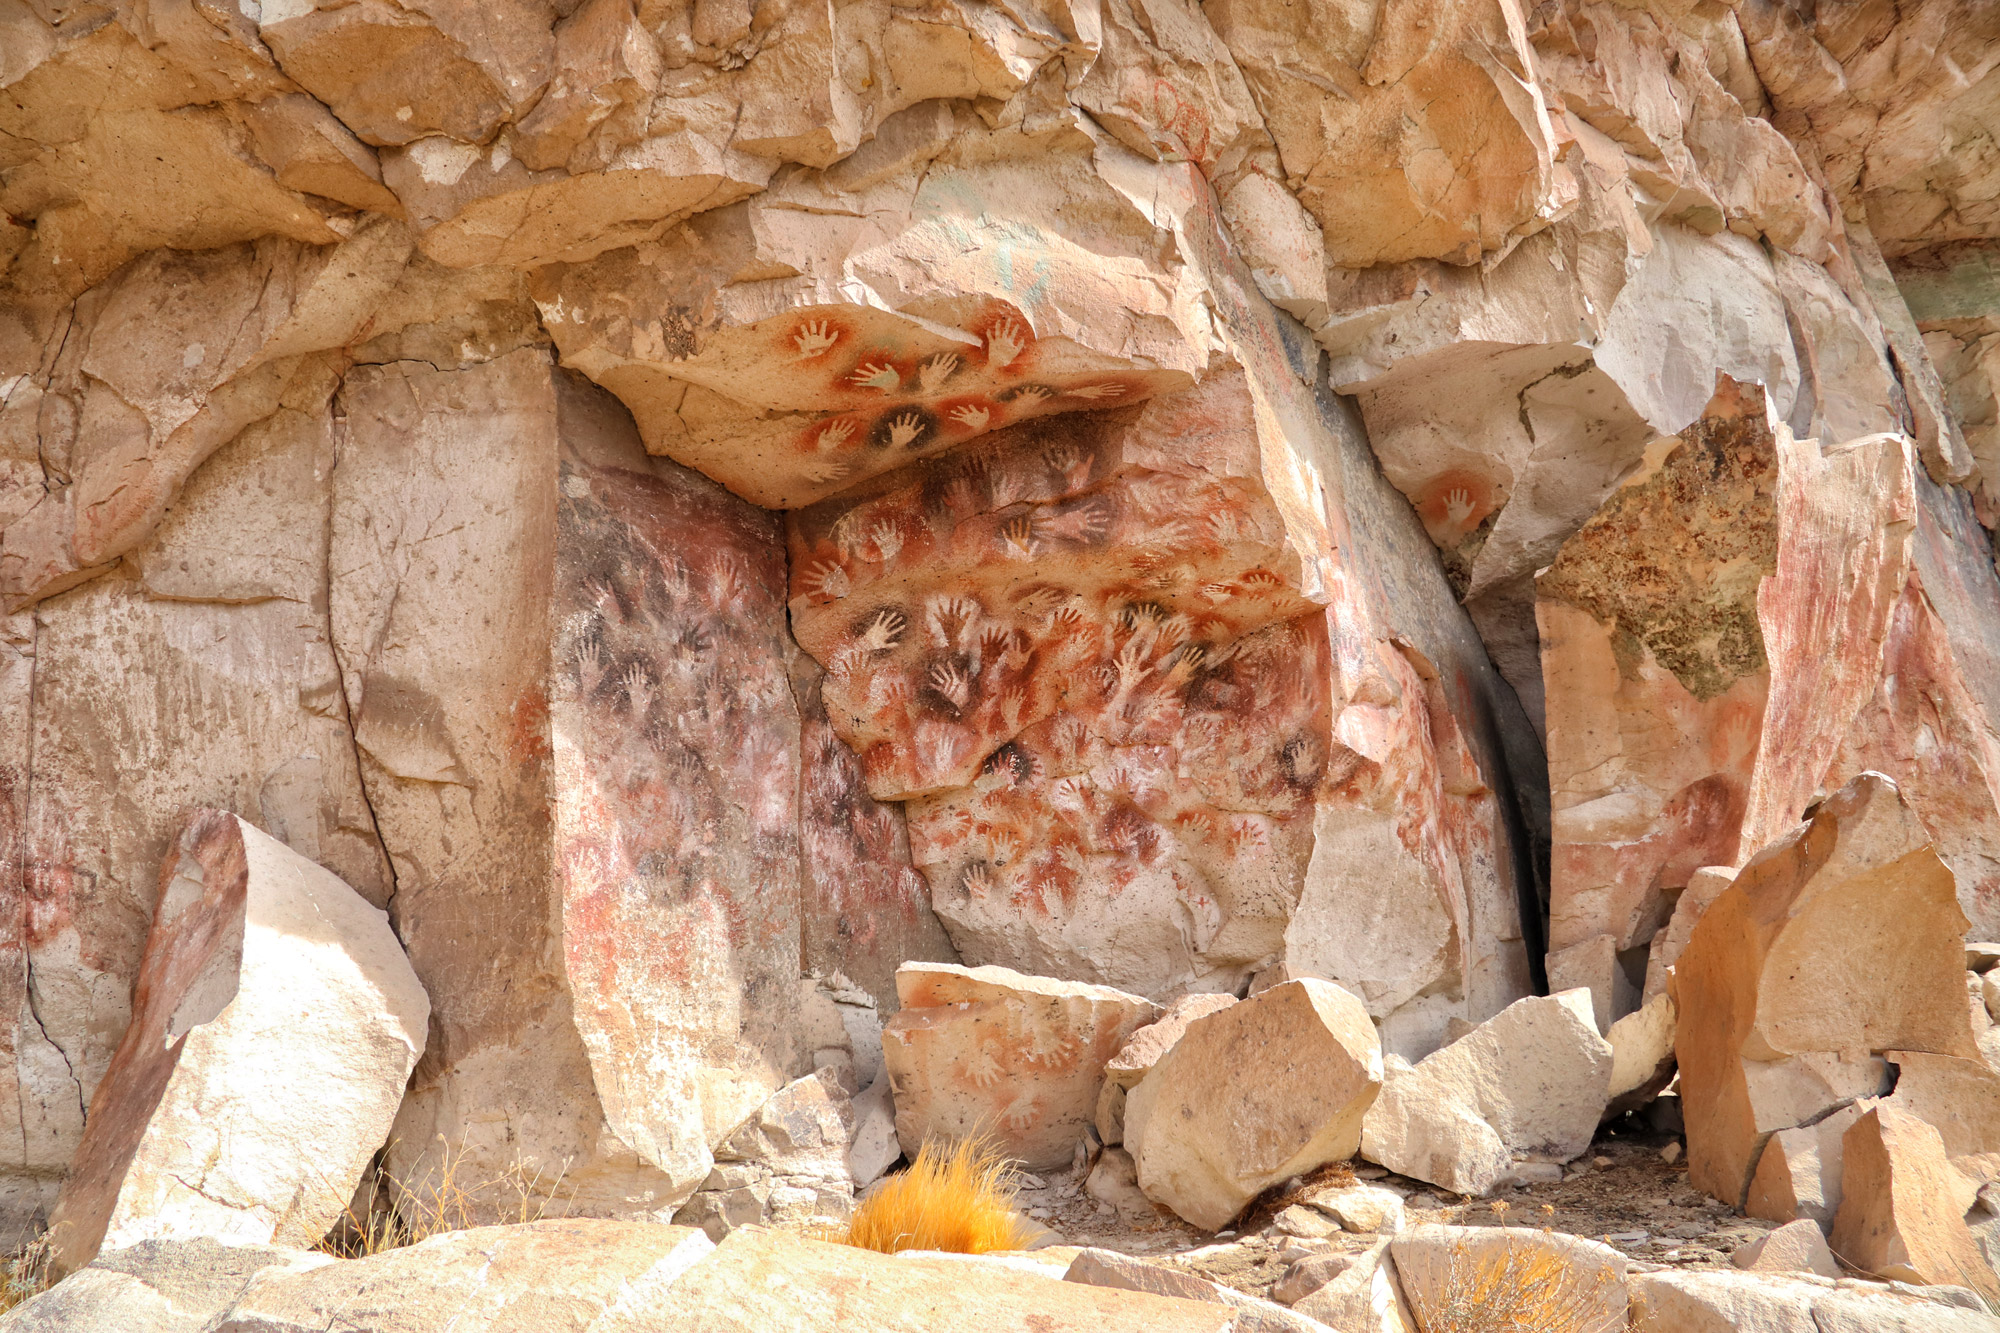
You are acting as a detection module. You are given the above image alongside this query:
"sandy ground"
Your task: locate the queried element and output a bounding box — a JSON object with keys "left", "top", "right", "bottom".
{"left": 1006, "top": 1107, "right": 1783, "bottom": 1301}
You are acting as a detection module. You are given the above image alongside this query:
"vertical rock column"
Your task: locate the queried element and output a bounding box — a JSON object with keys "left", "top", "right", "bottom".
{"left": 333, "top": 350, "right": 808, "bottom": 1216}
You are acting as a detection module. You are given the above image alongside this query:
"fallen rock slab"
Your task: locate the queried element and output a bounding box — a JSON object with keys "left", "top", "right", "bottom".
{"left": 213, "top": 1220, "right": 716, "bottom": 1332}
{"left": 45, "top": 811, "right": 429, "bottom": 1276}
{"left": 883, "top": 964, "right": 1160, "bottom": 1171}
{"left": 1733, "top": 1218, "right": 1840, "bottom": 1278}
{"left": 1747, "top": 1103, "right": 1871, "bottom": 1226}
{"left": 1830, "top": 1105, "right": 2000, "bottom": 1302}
{"left": 1677, "top": 773, "right": 1978, "bottom": 1209}
{"left": 1125, "top": 979, "right": 1382, "bottom": 1230}
{"left": 636, "top": 1227, "right": 1238, "bottom": 1331}
{"left": 1298, "top": 1182, "right": 1406, "bottom": 1235}
{"left": 1361, "top": 990, "right": 1612, "bottom": 1196}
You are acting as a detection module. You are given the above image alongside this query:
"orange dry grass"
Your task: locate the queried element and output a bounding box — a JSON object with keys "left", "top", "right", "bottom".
{"left": 1418, "top": 1232, "right": 1625, "bottom": 1333}
{"left": 833, "top": 1137, "right": 1033, "bottom": 1255}
{"left": 0, "top": 1234, "right": 50, "bottom": 1313}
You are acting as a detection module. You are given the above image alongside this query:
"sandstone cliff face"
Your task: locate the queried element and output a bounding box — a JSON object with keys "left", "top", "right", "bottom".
{"left": 2, "top": 0, "right": 1997, "bottom": 1230}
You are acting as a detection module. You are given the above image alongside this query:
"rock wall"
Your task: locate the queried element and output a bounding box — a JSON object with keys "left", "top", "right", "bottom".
{"left": 2, "top": 0, "right": 1998, "bottom": 1232}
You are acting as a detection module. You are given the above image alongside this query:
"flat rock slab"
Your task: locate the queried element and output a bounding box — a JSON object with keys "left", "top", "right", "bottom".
{"left": 636, "top": 1227, "right": 1238, "bottom": 1332}
{"left": 1630, "top": 1268, "right": 2000, "bottom": 1332}
{"left": 214, "top": 1220, "right": 716, "bottom": 1332}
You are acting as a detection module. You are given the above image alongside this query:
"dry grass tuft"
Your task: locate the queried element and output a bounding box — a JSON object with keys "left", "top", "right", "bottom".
{"left": 830, "top": 1136, "right": 1032, "bottom": 1255}
{"left": 317, "top": 1138, "right": 574, "bottom": 1259}
{"left": 1418, "top": 1231, "right": 1624, "bottom": 1333}
{"left": 0, "top": 1233, "right": 51, "bottom": 1313}
{"left": 1240, "top": 1157, "right": 1359, "bottom": 1232}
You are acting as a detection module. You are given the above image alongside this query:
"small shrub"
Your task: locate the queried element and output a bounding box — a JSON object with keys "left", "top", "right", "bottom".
{"left": 0, "top": 1232, "right": 51, "bottom": 1312}
{"left": 1418, "top": 1231, "right": 1624, "bottom": 1333}
{"left": 831, "top": 1137, "right": 1032, "bottom": 1255}
{"left": 317, "top": 1138, "right": 575, "bottom": 1259}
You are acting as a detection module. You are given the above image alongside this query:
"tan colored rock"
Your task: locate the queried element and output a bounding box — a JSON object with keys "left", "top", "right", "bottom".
{"left": 1390, "top": 1227, "right": 1628, "bottom": 1333}
{"left": 1733, "top": 1219, "right": 1840, "bottom": 1279}
{"left": 1125, "top": 979, "right": 1381, "bottom": 1230}
{"left": 1606, "top": 992, "right": 1679, "bottom": 1119}
{"left": 1629, "top": 1268, "right": 1999, "bottom": 1333}
{"left": 1678, "top": 772, "right": 1978, "bottom": 1209}
{"left": 45, "top": 811, "right": 427, "bottom": 1276}
{"left": 1085, "top": 1147, "right": 1160, "bottom": 1227}
{"left": 0, "top": 1238, "right": 331, "bottom": 1333}
{"left": 1, "top": 222, "right": 411, "bottom": 610}
{"left": 1646, "top": 868, "right": 1738, "bottom": 1003}
{"left": 1829, "top": 1105, "right": 2000, "bottom": 1302}
{"left": 215, "top": 1220, "right": 718, "bottom": 1332}
{"left": 1881, "top": 1051, "right": 2000, "bottom": 1190}
{"left": 1746, "top": 1103, "right": 1870, "bottom": 1228}
{"left": 1105, "top": 993, "right": 1238, "bottom": 1089}
{"left": 1291, "top": 1240, "right": 1415, "bottom": 1333}
{"left": 635, "top": 1226, "right": 1238, "bottom": 1332}
{"left": 882, "top": 963, "right": 1160, "bottom": 1171}
{"left": 1062, "top": 1247, "right": 1331, "bottom": 1333}
{"left": 1361, "top": 990, "right": 1612, "bottom": 1197}
{"left": 1300, "top": 1183, "right": 1405, "bottom": 1236}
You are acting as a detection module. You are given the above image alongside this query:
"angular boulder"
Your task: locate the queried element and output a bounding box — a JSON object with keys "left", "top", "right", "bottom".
{"left": 1290, "top": 1240, "right": 1415, "bottom": 1332}
{"left": 1097, "top": 992, "right": 1237, "bottom": 1147}
{"left": 1361, "top": 990, "right": 1612, "bottom": 1196}
{"left": 45, "top": 811, "right": 428, "bottom": 1276}
{"left": 0, "top": 1238, "right": 329, "bottom": 1333}
{"left": 1830, "top": 1105, "right": 2000, "bottom": 1302}
{"left": 1390, "top": 1227, "right": 1627, "bottom": 1333}
{"left": 1677, "top": 773, "right": 1978, "bottom": 1209}
{"left": 1605, "top": 991, "right": 1679, "bottom": 1120}
{"left": 1732, "top": 1219, "right": 1840, "bottom": 1278}
{"left": 882, "top": 963, "right": 1160, "bottom": 1170}
{"left": 1124, "top": 979, "right": 1382, "bottom": 1230}
{"left": 672, "top": 1069, "right": 857, "bottom": 1237}
{"left": 1629, "top": 1268, "right": 2000, "bottom": 1333}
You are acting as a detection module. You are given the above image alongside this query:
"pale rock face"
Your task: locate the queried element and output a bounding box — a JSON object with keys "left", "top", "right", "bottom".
{"left": 1542, "top": 379, "right": 2000, "bottom": 1026}
{"left": 1676, "top": 773, "right": 1979, "bottom": 1210}
{"left": 1745, "top": 1102, "right": 1868, "bottom": 1228}
{"left": 44, "top": 811, "right": 427, "bottom": 1277}
{"left": 1125, "top": 978, "right": 1382, "bottom": 1230}
{"left": 1830, "top": 1105, "right": 2000, "bottom": 1303}
{"left": 1360, "top": 989, "right": 1612, "bottom": 1196}
{"left": 1628, "top": 1268, "right": 1999, "bottom": 1333}
{"left": 671, "top": 1070, "right": 856, "bottom": 1236}
{"left": 881, "top": 962, "right": 1160, "bottom": 1171}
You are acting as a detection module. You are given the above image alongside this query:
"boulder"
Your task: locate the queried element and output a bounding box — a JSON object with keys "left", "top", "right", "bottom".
{"left": 1062, "top": 1248, "right": 1332, "bottom": 1333}
{"left": 1830, "top": 1105, "right": 2000, "bottom": 1302}
{"left": 1125, "top": 979, "right": 1383, "bottom": 1230}
{"left": 1747, "top": 1103, "right": 1871, "bottom": 1227}
{"left": 1105, "top": 993, "right": 1239, "bottom": 1090}
{"left": 672, "top": 1069, "right": 857, "bottom": 1236}
{"left": 1629, "top": 1268, "right": 2000, "bottom": 1333}
{"left": 1085, "top": 1148, "right": 1160, "bottom": 1226}
{"left": 846, "top": 1077, "right": 901, "bottom": 1190}
{"left": 1298, "top": 1183, "right": 1405, "bottom": 1236}
{"left": 882, "top": 963, "right": 1160, "bottom": 1171}
{"left": 1606, "top": 991, "right": 1679, "bottom": 1120}
{"left": 1732, "top": 1219, "right": 1840, "bottom": 1278}
{"left": 1390, "top": 1227, "right": 1627, "bottom": 1333}
{"left": 1677, "top": 773, "right": 1978, "bottom": 1209}
{"left": 1646, "top": 869, "right": 1739, "bottom": 1003}
{"left": 1291, "top": 1240, "right": 1415, "bottom": 1332}
{"left": 1271, "top": 1252, "right": 1356, "bottom": 1307}
{"left": 44, "top": 811, "right": 427, "bottom": 1276}
{"left": 213, "top": 1220, "right": 718, "bottom": 1332}
{"left": 0, "top": 1238, "right": 328, "bottom": 1333}
{"left": 1361, "top": 990, "right": 1613, "bottom": 1196}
